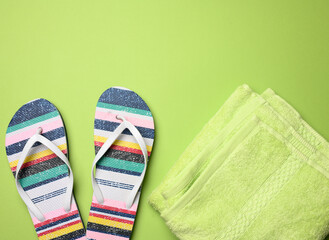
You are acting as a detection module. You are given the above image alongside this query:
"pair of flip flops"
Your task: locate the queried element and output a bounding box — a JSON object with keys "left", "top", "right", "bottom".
{"left": 5, "top": 87, "right": 155, "bottom": 240}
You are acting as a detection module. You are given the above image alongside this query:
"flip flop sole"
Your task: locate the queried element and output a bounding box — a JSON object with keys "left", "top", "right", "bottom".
{"left": 86, "top": 87, "right": 155, "bottom": 240}
{"left": 5, "top": 99, "right": 85, "bottom": 240}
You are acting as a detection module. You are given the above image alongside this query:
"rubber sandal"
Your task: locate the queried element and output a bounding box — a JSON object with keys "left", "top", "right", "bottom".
{"left": 5, "top": 99, "right": 86, "bottom": 240}
{"left": 86, "top": 87, "right": 155, "bottom": 240}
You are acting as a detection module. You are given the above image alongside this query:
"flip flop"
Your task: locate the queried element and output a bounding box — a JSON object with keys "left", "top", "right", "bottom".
{"left": 86, "top": 87, "right": 155, "bottom": 240}
{"left": 5, "top": 99, "right": 86, "bottom": 240}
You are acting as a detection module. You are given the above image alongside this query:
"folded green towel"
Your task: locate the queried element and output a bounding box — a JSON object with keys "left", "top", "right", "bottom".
{"left": 149, "top": 85, "right": 329, "bottom": 240}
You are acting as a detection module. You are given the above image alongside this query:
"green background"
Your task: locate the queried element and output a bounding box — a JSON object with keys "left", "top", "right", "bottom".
{"left": 0, "top": 0, "right": 329, "bottom": 239}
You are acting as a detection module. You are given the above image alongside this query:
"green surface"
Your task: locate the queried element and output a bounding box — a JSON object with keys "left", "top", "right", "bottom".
{"left": 0, "top": 0, "right": 329, "bottom": 239}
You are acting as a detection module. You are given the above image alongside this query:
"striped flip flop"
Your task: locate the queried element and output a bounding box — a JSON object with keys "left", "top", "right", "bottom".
{"left": 86, "top": 87, "right": 155, "bottom": 240}
{"left": 5, "top": 99, "right": 86, "bottom": 240}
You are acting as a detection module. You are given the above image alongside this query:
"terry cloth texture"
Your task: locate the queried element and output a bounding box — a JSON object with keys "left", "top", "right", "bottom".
{"left": 148, "top": 85, "right": 329, "bottom": 240}
{"left": 5, "top": 99, "right": 86, "bottom": 240}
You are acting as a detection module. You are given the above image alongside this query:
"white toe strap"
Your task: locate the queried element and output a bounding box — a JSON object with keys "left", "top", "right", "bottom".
{"left": 91, "top": 115, "right": 148, "bottom": 209}
{"left": 15, "top": 128, "right": 73, "bottom": 222}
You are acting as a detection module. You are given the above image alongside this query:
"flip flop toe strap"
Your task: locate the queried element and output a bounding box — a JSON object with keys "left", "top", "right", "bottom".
{"left": 91, "top": 115, "right": 148, "bottom": 209}
{"left": 15, "top": 128, "right": 74, "bottom": 222}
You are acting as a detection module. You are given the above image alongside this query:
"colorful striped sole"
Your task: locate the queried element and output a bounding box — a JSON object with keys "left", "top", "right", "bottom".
{"left": 86, "top": 87, "right": 155, "bottom": 240}
{"left": 6, "top": 99, "right": 86, "bottom": 240}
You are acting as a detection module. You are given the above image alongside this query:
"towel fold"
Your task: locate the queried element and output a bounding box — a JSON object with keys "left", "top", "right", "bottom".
{"left": 149, "top": 85, "right": 329, "bottom": 240}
